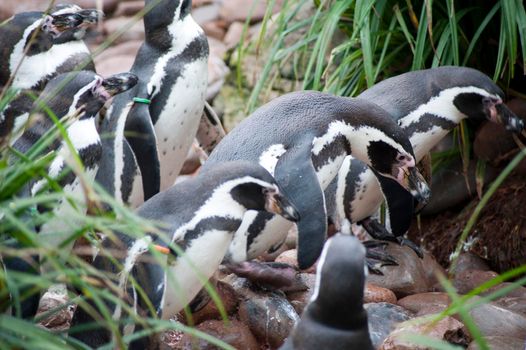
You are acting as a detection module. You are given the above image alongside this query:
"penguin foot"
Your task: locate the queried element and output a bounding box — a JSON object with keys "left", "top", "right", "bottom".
{"left": 363, "top": 240, "right": 398, "bottom": 275}
{"left": 357, "top": 218, "right": 398, "bottom": 242}
{"left": 225, "top": 261, "right": 307, "bottom": 292}
{"left": 397, "top": 237, "right": 424, "bottom": 258}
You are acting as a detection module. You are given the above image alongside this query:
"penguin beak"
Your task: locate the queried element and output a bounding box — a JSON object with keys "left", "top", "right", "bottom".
{"left": 77, "top": 9, "right": 104, "bottom": 25}
{"left": 48, "top": 13, "right": 84, "bottom": 35}
{"left": 264, "top": 188, "right": 300, "bottom": 222}
{"left": 485, "top": 97, "right": 525, "bottom": 133}
{"left": 396, "top": 166, "right": 431, "bottom": 205}
{"left": 100, "top": 73, "right": 138, "bottom": 98}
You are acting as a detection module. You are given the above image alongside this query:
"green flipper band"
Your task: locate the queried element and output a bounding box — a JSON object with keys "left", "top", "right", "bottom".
{"left": 133, "top": 97, "right": 151, "bottom": 104}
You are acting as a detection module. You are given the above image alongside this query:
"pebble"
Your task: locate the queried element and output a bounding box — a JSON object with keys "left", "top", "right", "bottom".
{"left": 285, "top": 273, "right": 317, "bottom": 315}
{"left": 454, "top": 269, "right": 526, "bottom": 298}
{"left": 449, "top": 251, "right": 491, "bottom": 275}
{"left": 364, "top": 283, "right": 397, "bottom": 304}
{"left": 365, "top": 302, "right": 413, "bottom": 349}
{"left": 397, "top": 292, "right": 451, "bottom": 316}
{"left": 219, "top": 0, "right": 284, "bottom": 24}
{"left": 103, "top": 16, "right": 145, "bottom": 44}
{"left": 469, "top": 301, "right": 526, "bottom": 339}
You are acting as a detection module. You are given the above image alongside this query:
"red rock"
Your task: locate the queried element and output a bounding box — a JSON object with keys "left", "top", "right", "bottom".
{"left": 113, "top": 1, "right": 143, "bottom": 17}
{"left": 275, "top": 249, "right": 317, "bottom": 273}
{"left": 453, "top": 269, "right": 526, "bottom": 298}
{"left": 223, "top": 21, "right": 245, "bottom": 49}
{"left": 94, "top": 40, "right": 142, "bottom": 76}
{"left": 449, "top": 252, "right": 491, "bottom": 276}
{"left": 379, "top": 316, "right": 470, "bottom": 350}
{"left": 175, "top": 319, "right": 259, "bottom": 350}
{"left": 397, "top": 292, "right": 451, "bottom": 316}
{"left": 202, "top": 21, "right": 226, "bottom": 40}
{"left": 70, "top": 0, "right": 119, "bottom": 15}
{"left": 219, "top": 0, "right": 284, "bottom": 24}
{"left": 365, "top": 283, "right": 397, "bottom": 304}
{"left": 103, "top": 16, "right": 144, "bottom": 45}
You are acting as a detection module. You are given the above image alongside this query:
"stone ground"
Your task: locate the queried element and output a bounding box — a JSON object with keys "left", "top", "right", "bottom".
{"left": 3, "top": 0, "right": 526, "bottom": 349}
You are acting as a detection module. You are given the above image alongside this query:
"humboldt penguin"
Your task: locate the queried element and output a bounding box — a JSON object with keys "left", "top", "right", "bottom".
{"left": 0, "top": 5, "right": 101, "bottom": 146}
{"left": 326, "top": 66, "right": 525, "bottom": 263}
{"left": 3, "top": 70, "right": 137, "bottom": 318}
{"left": 280, "top": 234, "right": 373, "bottom": 350}
{"left": 70, "top": 161, "right": 299, "bottom": 349}
{"left": 98, "top": 0, "right": 209, "bottom": 207}
{"left": 201, "top": 90, "right": 430, "bottom": 271}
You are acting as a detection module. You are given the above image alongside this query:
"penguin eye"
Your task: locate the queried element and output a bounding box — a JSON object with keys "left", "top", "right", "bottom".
{"left": 396, "top": 154, "right": 406, "bottom": 162}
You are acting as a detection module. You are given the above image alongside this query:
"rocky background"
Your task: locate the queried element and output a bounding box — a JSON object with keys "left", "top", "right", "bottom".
{"left": 2, "top": 0, "right": 526, "bottom": 349}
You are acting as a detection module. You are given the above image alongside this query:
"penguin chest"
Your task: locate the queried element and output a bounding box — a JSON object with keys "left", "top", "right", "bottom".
{"left": 153, "top": 58, "right": 208, "bottom": 190}
{"left": 160, "top": 228, "right": 233, "bottom": 319}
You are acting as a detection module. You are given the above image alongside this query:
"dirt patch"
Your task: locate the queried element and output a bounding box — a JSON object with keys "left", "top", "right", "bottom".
{"left": 409, "top": 173, "right": 526, "bottom": 273}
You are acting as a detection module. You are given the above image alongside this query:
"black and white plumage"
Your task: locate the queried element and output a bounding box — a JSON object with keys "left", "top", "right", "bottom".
{"left": 280, "top": 234, "right": 373, "bottom": 350}
{"left": 326, "top": 66, "right": 525, "bottom": 250}
{"left": 0, "top": 4, "right": 101, "bottom": 146}
{"left": 202, "top": 91, "right": 430, "bottom": 270}
{"left": 70, "top": 161, "right": 299, "bottom": 349}
{"left": 3, "top": 70, "right": 137, "bottom": 318}
{"left": 97, "top": 0, "right": 209, "bottom": 207}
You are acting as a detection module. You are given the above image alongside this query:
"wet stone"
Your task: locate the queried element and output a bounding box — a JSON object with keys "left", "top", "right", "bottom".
{"left": 367, "top": 243, "right": 445, "bottom": 298}
{"left": 397, "top": 292, "right": 451, "bottom": 317}
{"left": 285, "top": 273, "right": 317, "bottom": 315}
{"left": 469, "top": 302, "right": 526, "bottom": 339}
{"left": 365, "top": 302, "right": 413, "bottom": 349}
{"left": 238, "top": 292, "right": 299, "bottom": 348}
{"left": 449, "top": 251, "right": 491, "bottom": 275}
{"left": 467, "top": 335, "right": 526, "bottom": 350}
{"left": 364, "top": 283, "right": 397, "bottom": 304}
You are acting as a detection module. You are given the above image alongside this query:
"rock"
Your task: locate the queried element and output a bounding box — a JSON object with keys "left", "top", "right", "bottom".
{"left": 180, "top": 145, "right": 202, "bottom": 175}
{"left": 202, "top": 21, "right": 227, "bottom": 40}
{"left": 473, "top": 121, "right": 518, "bottom": 166}
{"left": 238, "top": 292, "right": 299, "bottom": 348}
{"left": 219, "top": 0, "right": 284, "bottom": 24}
{"left": 469, "top": 302, "right": 526, "bottom": 339}
{"left": 366, "top": 243, "right": 445, "bottom": 298}
{"left": 113, "top": 1, "right": 144, "bottom": 17}
{"left": 365, "top": 302, "right": 413, "bottom": 349}
{"left": 495, "top": 297, "right": 526, "bottom": 316}
{"left": 274, "top": 249, "right": 317, "bottom": 274}
{"left": 94, "top": 40, "right": 142, "bottom": 76}
{"left": 0, "top": 0, "right": 45, "bottom": 20}
{"left": 193, "top": 3, "right": 221, "bottom": 26}
{"left": 224, "top": 21, "right": 245, "bottom": 49}
{"left": 379, "top": 316, "right": 470, "bottom": 350}
{"left": 103, "top": 16, "right": 144, "bottom": 45}
{"left": 453, "top": 269, "right": 526, "bottom": 298}
{"left": 207, "top": 38, "right": 229, "bottom": 100}
{"left": 70, "top": 0, "right": 119, "bottom": 15}
{"left": 364, "top": 283, "right": 397, "bottom": 304}
{"left": 397, "top": 293, "right": 451, "bottom": 316}
{"left": 193, "top": 0, "right": 215, "bottom": 7}
{"left": 175, "top": 319, "right": 259, "bottom": 350}
{"left": 36, "top": 290, "right": 75, "bottom": 331}
{"left": 285, "top": 227, "right": 297, "bottom": 250}
{"left": 180, "top": 281, "right": 238, "bottom": 325}
{"left": 421, "top": 159, "right": 499, "bottom": 216}
{"left": 467, "top": 335, "right": 526, "bottom": 350}
{"left": 285, "top": 273, "right": 317, "bottom": 314}
{"left": 449, "top": 252, "right": 491, "bottom": 275}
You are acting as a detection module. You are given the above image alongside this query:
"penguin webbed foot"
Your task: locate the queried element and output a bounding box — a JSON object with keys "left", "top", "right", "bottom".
{"left": 397, "top": 237, "right": 424, "bottom": 258}
{"left": 225, "top": 261, "right": 307, "bottom": 292}
{"left": 357, "top": 217, "right": 398, "bottom": 242}
{"left": 363, "top": 240, "right": 398, "bottom": 275}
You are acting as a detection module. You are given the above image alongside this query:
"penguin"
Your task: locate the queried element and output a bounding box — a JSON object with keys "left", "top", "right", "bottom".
{"left": 3, "top": 70, "right": 137, "bottom": 318}
{"left": 0, "top": 5, "right": 101, "bottom": 146}
{"left": 201, "top": 90, "right": 430, "bottom": 271}
{"left": 70, "top": 160, "right": 300, "bottom": 349}
{"left": 98, "top": 0, "right": 209, "bottom": 207}
{"left": 326, "top": 66, "right": 525, "bottom": 261}
{"left": 280, "top": 234, "right": 374, "bottom": 350}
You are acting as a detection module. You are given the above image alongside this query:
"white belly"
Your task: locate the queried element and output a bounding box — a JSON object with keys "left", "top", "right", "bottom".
{"left": 160, "top": 229, "right": 231, "bottom": 318}
{"left": 155, "top": 58, "right": 208, "bottom": 190}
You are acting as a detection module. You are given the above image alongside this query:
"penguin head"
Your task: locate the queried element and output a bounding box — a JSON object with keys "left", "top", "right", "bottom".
{"left": 453, "top": 91, "right": 524, "bottom": 133}
{"left": 33, "top": 71, "right": 138, "bottom": 120}
{"left": 309, "top": 234, "right": 367, "bottom": 327}
{"left": 363, "top": 124, "right": 431, "bottom": 205}
{"left": 50, "top": 4, "right": 103, "bottom": 42}
{"left": 205, "top": 161, "right": 300, "bottom": 222}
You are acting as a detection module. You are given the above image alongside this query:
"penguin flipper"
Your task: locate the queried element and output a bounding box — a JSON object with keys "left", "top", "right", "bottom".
{"left": 125, "top": 102, "right": 160, "bottom": 201}
{"left": 274, "top": 145, "right": 327, "bottom": 270}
